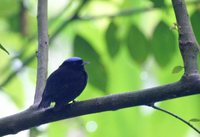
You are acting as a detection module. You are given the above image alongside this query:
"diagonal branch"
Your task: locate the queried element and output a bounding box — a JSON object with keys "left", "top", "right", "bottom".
{"left": 0, "top": 77, "right": 200, "bottom": 136}
{"left": 76, "top": 0, "right": 200, "bottom": 21}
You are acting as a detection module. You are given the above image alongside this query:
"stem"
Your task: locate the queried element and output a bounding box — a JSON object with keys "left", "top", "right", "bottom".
{"left": 149, "top": 104, "right": 200, "bottom": 134}
{"left": 34, "top": 0, "right": 49, "bottom": 103}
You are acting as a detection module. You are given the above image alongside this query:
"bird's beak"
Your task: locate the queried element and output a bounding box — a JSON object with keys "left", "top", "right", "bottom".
{"left": 82, "top": 61, "right": 90, "bottom": 65}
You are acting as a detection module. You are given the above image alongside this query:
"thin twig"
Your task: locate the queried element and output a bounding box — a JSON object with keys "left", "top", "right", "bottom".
{"left": 77, "top": 0, "right": 199, "bottom": 21}
{"left": 78, "top": 6, "right": 153, "bottom": 21}
{"left": 149, "top": 104, "right": 200, "bottom": 134}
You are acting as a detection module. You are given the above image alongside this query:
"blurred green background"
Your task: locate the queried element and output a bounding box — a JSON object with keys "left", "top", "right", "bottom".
{"left": 0, "top": 0, "right": 200, "bottom": 137}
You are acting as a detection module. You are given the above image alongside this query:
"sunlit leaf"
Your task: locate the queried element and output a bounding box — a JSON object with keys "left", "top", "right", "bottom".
{"left": 151, "top": 21, "right": 176, "bottom": 67}
{"left": 191, "top": 10, "right": 200, "bottom": 44}
{"left": 105, "top": 22, "right": 120, "bottom": 58}
{"left": 172, "top": 66, "right": 183, "bottom": 74}
{"left": 0, "top": 43, "right": 9, "bottom": 55}
{"left": 126, "top": 25, "right": 149, "bottom": 65}
{"left": 74, "top": 35, "right": 108, "bottom": 92}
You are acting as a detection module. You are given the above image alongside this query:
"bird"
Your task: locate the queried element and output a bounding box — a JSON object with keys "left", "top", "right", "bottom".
{"left": 38, "top": 57, "right": 88, "bottom": 110}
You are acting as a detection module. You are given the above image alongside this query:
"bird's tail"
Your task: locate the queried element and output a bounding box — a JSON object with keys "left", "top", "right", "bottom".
{"left": 38, "top": 99, "right": 51, "bottom": 109}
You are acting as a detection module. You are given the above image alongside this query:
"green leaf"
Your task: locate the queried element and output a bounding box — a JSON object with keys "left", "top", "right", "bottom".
{"left": 149, "top": 0, "right": 166, "bottom": 8}
{"left": 4, "top": 76, "right": 24, "bottom": 108}
{"left": 48, "top": 121, "right": 68, "bottom": 137}
{"left": 189, "top": 118, "right": 200, "bottom": 123}
{"left": 151, "top": 21, "right": 176, "bottom": 67}
{"left": 105, "top": 22, "right": 120, "bottom": 58}
{"left": 126, "top": 25, "right": 149, "bottom": 65}
{"left": 0, "top": 0, "right": 19, "bottom": 17}
{"left": 172, "top": 66, "right": 183, "bottom": 74}
{"left": 74, "top": 35, "right": 108, "bottom": 92}
{"left": 191, "top": 10, "right": 200, "bottom": 44}
{"left": 0, "top": 43, "right": 9, "bottom": 55}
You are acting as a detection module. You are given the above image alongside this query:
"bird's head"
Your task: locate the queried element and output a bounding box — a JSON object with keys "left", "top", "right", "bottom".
{"left": 60, "top": 57, "right": 88, "bottom": 70}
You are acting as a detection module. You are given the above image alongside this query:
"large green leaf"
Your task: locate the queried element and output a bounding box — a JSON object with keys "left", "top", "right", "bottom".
{"left": 191, "top": 10, "right": 200, "bottom": 45}
{"left": 74, "top": 35, "right": 108, "bottom": 92}
{"left": 151, "top": 21, "right": 176, "bottom": 67}
{"left": 105, "top": 22, "right": 120, "bottom": 58}
{"left": 126, "top": 25, "right": 149, "bottom": 65}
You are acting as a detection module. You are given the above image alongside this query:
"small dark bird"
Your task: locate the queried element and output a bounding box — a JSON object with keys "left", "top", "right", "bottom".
{"left": 38, "top": 57, "right": 88, "bottom": 110}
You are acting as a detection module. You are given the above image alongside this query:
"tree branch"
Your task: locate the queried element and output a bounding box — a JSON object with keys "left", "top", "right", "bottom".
{"left": 172, "top": 0, "right": 200, "bottom": 77}
{"left": 0, "top": 77, "right": 200, "bottom": 136}
{"left": 34, "top": 0, "right": 49, "bottom": 104}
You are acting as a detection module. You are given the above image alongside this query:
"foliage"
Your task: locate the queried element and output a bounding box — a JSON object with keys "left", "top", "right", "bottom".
{"left": 0, "top": 0, "right": 199, "bottom": 137}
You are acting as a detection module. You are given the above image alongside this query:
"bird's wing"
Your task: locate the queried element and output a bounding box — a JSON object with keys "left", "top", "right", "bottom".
{"left": 57, "top": 70, "right": 87, "bottom": 99}
{"left": 42, "top": 68, "right": 87, "bottom": 102}
{"left": 42, "top": 69, "right": 67, "bottom": 97}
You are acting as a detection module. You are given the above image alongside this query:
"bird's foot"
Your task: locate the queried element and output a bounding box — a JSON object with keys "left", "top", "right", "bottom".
{"left": 72, "top": 100, "right": 77, "bottom": 104}
{"left": 53, "top": 104, "right": 65, "bottom": 111}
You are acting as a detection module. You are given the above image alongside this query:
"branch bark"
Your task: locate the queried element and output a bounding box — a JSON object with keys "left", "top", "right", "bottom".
{"left": 34, "top": 0, "right": 49, "bottom": 103}
{"left": 0, "top": 77, "right": 200, "bottom": 136}
{"left": 172, "top": 0, "right": 200, "bottom": 77}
